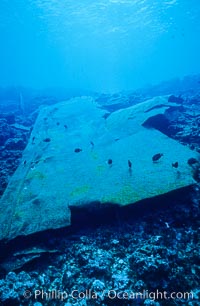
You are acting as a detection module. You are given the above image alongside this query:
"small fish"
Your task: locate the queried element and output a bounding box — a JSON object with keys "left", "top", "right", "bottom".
{"left": 23, "top": 160, "right": 27, "bottom": 166}
{"left": 128, "top": 160, "right": 132, "bottom": 175}
{"left": 43, "top": 138, "right": 51, "bottom": 142}
{"left": 152, "top": 153, "right": 163, "bottom": 162}
{"left": 172, "top": 162, "right": 179, "bottom": 168}
{"left": 74, "top": 148, "right": 82, "bottom": 153}
{"left": 32, "top": 136, "right": 35, "bottom": 144}
{"left": 128, "top": 160, "right": 132, "bottom": 168}
{"left": 56, "top": 122, "right": 60, "bottom": 126}
{"left": 90, "top": 141, "right": 94, "bottom": 147}
{"left": 64, "top": 124, "right": 68, "bottom": 129}
{"left": 107, "top": 159, "right": 112, "bottom": 165}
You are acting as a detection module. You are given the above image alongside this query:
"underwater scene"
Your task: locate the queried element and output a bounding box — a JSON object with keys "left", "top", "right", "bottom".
{"left": 0, "top": 0, "right": 200, "bottom": 305}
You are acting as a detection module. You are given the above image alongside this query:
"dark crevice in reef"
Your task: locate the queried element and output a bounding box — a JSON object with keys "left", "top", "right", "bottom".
{"left": 142, "top": 114, "right": 171, "bottom": 136}
{"left": 142, "top": 106, "right": 186, "bottom": 139}
{"left": 70, "top": 186, "right": 193, "bottom": 229}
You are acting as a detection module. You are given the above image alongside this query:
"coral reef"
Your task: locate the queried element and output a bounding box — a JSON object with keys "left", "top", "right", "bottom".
{"left": 0, "top": 111, "right": 35, "bottom": 196}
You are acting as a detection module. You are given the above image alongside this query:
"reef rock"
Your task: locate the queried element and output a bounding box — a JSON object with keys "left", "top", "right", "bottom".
{"left": 0, "top": 96, "right": 198, "bottom": 240}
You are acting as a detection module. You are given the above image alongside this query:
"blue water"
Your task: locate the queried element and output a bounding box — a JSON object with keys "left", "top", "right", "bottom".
{"left": 1, "top": 0, "right": 200, "bottom": 93}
